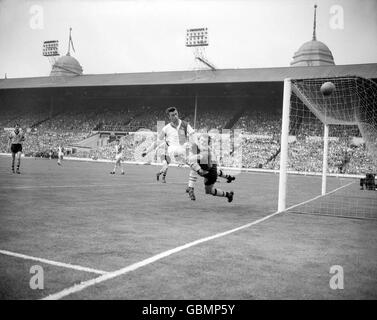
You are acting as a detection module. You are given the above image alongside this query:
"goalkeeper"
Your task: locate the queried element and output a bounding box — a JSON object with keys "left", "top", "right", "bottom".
{"left": 188, "top": 133, "right": 235, "bottom": 202}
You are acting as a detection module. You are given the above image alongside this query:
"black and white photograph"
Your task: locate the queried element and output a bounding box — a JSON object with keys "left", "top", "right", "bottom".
{"left": 0, "top": 0, "right": 376, "bottom": 306}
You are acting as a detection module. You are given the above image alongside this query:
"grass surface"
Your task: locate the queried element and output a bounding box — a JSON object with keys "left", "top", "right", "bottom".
{"left": 0, "top": 156, "right": 376, "bottom": 299}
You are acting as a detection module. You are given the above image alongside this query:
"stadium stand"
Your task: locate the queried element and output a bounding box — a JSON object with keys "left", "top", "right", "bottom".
{"left": 1, "top": 101, "right": 376, "bottom": 174}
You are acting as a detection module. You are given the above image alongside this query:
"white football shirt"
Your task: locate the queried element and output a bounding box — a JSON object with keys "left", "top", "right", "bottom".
{"left": 159, "top": 119, "right": 194, "bottom": 147}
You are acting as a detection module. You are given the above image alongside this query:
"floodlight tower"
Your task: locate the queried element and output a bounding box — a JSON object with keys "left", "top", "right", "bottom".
{"left": 42, "top": 40, "right": 60, "bottom": 66}
{"left": 186, "top": 27, "right": 216, "bottom": 71}
{"left": 185, "top": 27, "right": 216, "bottom": 129}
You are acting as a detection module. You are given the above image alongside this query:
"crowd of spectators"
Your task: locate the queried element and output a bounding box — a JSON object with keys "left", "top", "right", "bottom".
{"left": 126, "top": 105, "right": 185, "bottom": 131}
{"left": 234, "top": 109, "right": 282, "bottom": 136}
{"left": 239, "top": 136, "right": 280, "bottom": 169}
{"left": 114, "top": 104, "right": 239, "bottom": 132}
{"left": 1, "top": 103, "right": 376, "bottom": 175}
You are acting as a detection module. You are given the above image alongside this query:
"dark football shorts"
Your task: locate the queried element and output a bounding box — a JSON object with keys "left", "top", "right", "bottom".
{"left": 160, "top": 153, "right": 171, "bottom": 164}
{"left": 204, "top": 166, "right": 218, "bottom": 186}
{"left": 11, "top": 144, "right": 22, "bottom": 154}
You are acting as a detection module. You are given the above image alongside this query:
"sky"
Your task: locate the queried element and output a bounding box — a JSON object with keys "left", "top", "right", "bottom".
{"left": 0, "top": 0, "right": 376, "bottom": 78}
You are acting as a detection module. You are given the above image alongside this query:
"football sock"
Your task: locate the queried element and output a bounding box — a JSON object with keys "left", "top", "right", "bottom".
{"left": 218, "top": 169, "right": 231, "bottom": 180}
{"left": 211, "top": 188, "right": 226, "bottom": 197}
{"left": 187, "top": 187, "right": 196, "bottom": 200}
{"left": 188, "top": 169, "right": 197, "bottom": 188}
{"left": 189, "top": 162, "right": 201, "bottom": 172}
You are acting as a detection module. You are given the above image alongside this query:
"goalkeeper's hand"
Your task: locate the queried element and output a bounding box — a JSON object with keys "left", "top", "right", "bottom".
{"left": 197, "top": 168, "right": 209, "bottom": 177}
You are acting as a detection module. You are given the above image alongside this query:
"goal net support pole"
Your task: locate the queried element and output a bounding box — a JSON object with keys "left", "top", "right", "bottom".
{"left": 278, "top": 78, "right": 291, "bottom": 212}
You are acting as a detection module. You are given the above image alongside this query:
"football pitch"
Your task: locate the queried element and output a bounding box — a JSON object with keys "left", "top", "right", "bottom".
{"left": 0, "top": 156, "right": 376, "bottom": 300}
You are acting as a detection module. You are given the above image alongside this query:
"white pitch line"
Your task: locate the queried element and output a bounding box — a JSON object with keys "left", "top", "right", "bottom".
{"left": 284, "top": 181, "right": 355, "bottom": 212}
{"left": 42, "top": 212, "right": 282, "bottom": 300}
{"left": 0, "top": 250, "right": 108, "bottom": 275}
{"left": 42, "top": 181, "right": 355, "bottom": 300}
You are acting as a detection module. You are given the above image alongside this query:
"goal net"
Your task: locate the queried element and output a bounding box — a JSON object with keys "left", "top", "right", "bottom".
{"left": 278, "top": 76, "right": 377, "bottom": 220}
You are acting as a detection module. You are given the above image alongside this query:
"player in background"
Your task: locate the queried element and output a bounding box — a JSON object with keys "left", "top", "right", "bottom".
{"left": 7, "top": 123, "right": 25, "bottom": 174}
{"left": 141, "top": 107, "right": 199, "bottom": 199}
{"left": 57, "top": 145, "right": 64, "bottom": 166}
{"left": 110, "top": 139, "right": 125, "bottom": 175}
{"left": 188, "top": 133, "right": 234, "bottom": 202}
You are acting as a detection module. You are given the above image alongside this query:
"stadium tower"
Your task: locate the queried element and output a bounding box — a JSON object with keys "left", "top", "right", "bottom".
{"left": 290, "top": 4, "right": 335, "bottom": 66}
{"left": 50, "top": 28, "right": 83, "bottom": 76}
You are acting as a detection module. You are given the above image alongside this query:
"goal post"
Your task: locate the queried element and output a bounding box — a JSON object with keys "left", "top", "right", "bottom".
{"left": 278, "top": 76, "right": 377, "bottom": 219}
{"left": 278, "top": 78, "right": 291, "bottom": 212}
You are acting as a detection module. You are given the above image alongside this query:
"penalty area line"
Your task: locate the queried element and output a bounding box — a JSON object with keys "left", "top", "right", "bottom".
{"left": 42, "top": 210, "right": 283, "bottom": 300}
{"left": 0, "top": 250, "right": 109, "bottom": 275}
{"left": 42, "top": 181, "right": 354, "bottom": 300}
{"left": 284, "top": 181, "right": 355, "bottom": 212}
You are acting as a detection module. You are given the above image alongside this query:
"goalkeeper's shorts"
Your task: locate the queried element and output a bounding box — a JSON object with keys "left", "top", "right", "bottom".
{"left": 204, "top": 167, "right": 218, "bottom": 186}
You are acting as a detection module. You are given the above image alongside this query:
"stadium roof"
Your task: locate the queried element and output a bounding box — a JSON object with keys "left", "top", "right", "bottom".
{"left": 0, "top": 63, "right": 376, "bottom": 90}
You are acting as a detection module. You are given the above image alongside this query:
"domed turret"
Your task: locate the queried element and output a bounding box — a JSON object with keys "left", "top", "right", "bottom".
{"left": 290, "top": 5, "right": 335, "bottom": 66}
{"left": 49, "top": 28, "right": 83, "bottom": 76}
{"left": 50, "top": 54, "right": 83, "bottom": 76}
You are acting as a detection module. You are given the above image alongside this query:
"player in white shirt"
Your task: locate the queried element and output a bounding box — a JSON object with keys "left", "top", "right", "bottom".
{"left": 142, "top": 107, "right": 205, "bottom": 199}
{"left": 57, "top": 145, "right": 64, "bottom": 166}
{"left": 110, "top": 139, "right": 125, "bottom": 175}
{"left": 7, "top": 123, "right": 25, "bottom": 174}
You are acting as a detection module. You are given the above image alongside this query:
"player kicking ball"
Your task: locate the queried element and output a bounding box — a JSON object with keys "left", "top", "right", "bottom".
{"left": 110, "top": 139, "right": 125, "bottom": 175}
{"left": 7, "top": 123, "right": 25, "bottom": 174}
{"left": 188, "top": 133, "right": 234, "bottom": 202}
{"left": 142, "top": 107, "right": 198, "bottom": 195}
